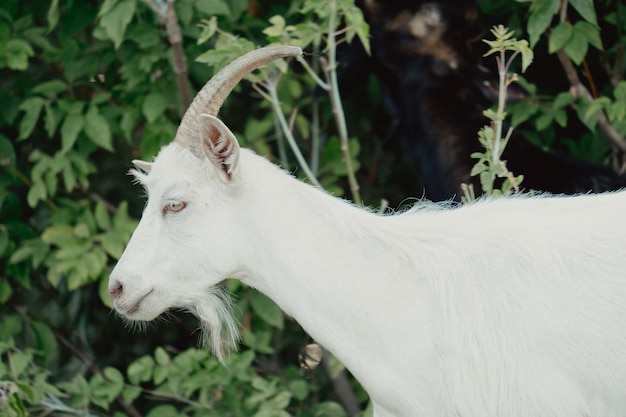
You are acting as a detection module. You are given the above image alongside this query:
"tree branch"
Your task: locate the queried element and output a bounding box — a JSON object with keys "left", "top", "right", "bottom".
{"left": 143, "top": 0, "right": 192, "bottom": 113}
{"left": 54, "top": 330, "right": 143, "bottom": 417}
{"left": 321, "top": 348, "right": 361, "bottom": 417}
{"left": 555, "top": 48, "right": 626, "bottom": 152}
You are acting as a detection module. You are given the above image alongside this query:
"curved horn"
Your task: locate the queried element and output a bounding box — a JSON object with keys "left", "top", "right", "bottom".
{"left": 174, "top": 45, "right": 303, "bottom": 147}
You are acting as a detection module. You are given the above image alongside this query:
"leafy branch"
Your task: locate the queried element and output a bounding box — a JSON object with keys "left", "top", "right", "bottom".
{"left": 463, "top": 25, "right": 533, "bottom": 201}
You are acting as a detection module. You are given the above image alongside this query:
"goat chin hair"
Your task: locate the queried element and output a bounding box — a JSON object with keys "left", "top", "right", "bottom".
{"left": 187, "top": 287, "right": 240, "bottom": 363}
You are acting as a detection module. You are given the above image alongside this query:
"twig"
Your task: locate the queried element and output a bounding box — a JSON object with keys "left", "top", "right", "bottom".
{"left": 309, "top": 46, "right": 323, "bottom": 176}
{"left": 257, "top": 76, "right": 322, "bottom": 187}
{"left": 321, "top": 348, "right": 361, "bottom": 417}
{"left": 555, "top": 48, "right": 626, "bottom": 152}
{"left": 296, "top": 55, "right": 330, "bottom": 91}
{"left": 325, "top": 0, "right": 362, "bottom": 205}
{"left": 143, "top": 0, "right": 192, "bottom": 112}
{"left": 53, "top": 330, "right": 143, "bottom": 417}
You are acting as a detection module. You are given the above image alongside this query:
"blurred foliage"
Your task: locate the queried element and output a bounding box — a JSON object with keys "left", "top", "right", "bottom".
{"left": 0, "top": 0, "right": 625, "bottom": 416}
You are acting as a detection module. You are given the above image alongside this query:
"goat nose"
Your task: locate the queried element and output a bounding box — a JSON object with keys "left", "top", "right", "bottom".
{"left": 109, "top": 281, "right": 123, "bottom": 298}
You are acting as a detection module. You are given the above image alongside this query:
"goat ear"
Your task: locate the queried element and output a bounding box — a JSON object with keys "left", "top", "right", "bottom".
{"left": 132, "top": 160, "right": 153, "bottom": 174}
{"left": 197, "top": 114, "right": 240, "bottom": 182}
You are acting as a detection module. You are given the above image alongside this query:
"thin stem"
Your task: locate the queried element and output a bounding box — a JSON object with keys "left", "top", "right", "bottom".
{"left": 253, "top": 81, "right": 290, "bottom": 167}
{"left": 262, "top": 76, "right": 322, "bottom": 187}
{"left": 326, "top": 0, "right": 362, "bottom": 205}
{"left": 296, "top": 55, "right": 330, "bottom": 90}
{"left": 142, "top": 388, "right": 213, "bottom": 410}
{"left": 491, "top": 53, "right": 506, "bottom": 165}
{"left": 143, "top": 0, "right": 191, "bottom": 112}
{"left": 310, "top": 45, "right": 322, "bottom": 176}
{"left": 321, "top": 347, "right": 361, "bottom": 417}
{"left": 273, "top": 110, "right": 289, "bottom": 168}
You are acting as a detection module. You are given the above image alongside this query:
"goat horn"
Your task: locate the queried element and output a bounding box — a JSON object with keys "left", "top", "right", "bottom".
{"left": 174, "top": 45, "right": 303, "bottom": 148}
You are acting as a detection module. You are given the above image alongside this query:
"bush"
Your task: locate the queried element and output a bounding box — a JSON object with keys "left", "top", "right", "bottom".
{"left": 1, "top": 0, "right": 624, "bottom": 416}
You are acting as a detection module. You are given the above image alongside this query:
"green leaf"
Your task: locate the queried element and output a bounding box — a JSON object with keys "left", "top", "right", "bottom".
{"left": 535, "top": 111, "right": 554, "bottom": 131}
{"left": 47, "top": 0, "right": 59, "bottom": 31}
{"left": 576, "top": 99, "right": 598, "bottom": 130}
{"left": 243, "top": 329, "right": 275, "bottom": 354}
{"left": 251, "top": 292, "right": 284, "bottom": 329}
{"left": 288, "top": 379, "right": 309, "bottom": 401}
{"left": 197, "top": 17, "right": 218, "bottom": 45}
{"left": 527, "top": 0, "right": 559, "bottom": 47}
{"left": 90, "top": 372, "right": 123, "bottom": 409}
{"left": 224, "top": 0, "right": 246, "bottom": 19}
{"left": 83, "top": 249, "right": 107, "bottom": 279}
{"left": 574, "top": 20, "right": 602, "bottom": 50}
{"left": 313, "top": 401, "right": 348, "bottom": 417}
{"left": 18, "top": 97, "right": 44, "bottom": 140}
{"left": 517, "top": 40, "right": 534, "bottom": 72}
{"left": 74, "top": 222, "right": 91, "bottom": 238}
{"left": 568, "top": 0, "right": 597, "bottom": 26}
{"left": 122, "top": 385, "right": 142, "bottom": 405}
{"left": 43, "top": 103, "right": 58, "bottom": 137}
{"left": 127, "top": 355, "right": 154, "bottom": 384}
{"left": 9, "top": 351, "right": 32, "bottom": 377}
{"left": 97, "top": 0, "right": 119, "bottom": 17}
{"left": 104, "top": 366, "right": 124, "bottom": 384}
{"left": 9, "top": 239, "right": 49, "bottom": 267}
{"left": 615, "top": 81, "right": 626, "bottom": 102}
{"left": 100, "top": 231, "right": 126, "bottom": 259}
{"left": 0, "top": 134, "right": 16, "bottom": 165}
{"left": 98, "top": 0, "right": 136, "bottom": 49}
{"left": 145, "top": 405, "right": 180, "bottom": 417}
{"left": 5, "top": 38, "right": 34, "bottom": 70}
{"left": 84, "top": 105, "right": 113, "bottom": 151}
{"left": 548, "top": 22, "right": 573, "bottom": 53}
{"left": 154, "top": 347, "right": 170, "bottom": 366}
{"left": 509, "top": 101, "right": 539, "bottom": 126}
{"left": 153, "top": 365, "right": 169, "bottom": 385}
{"left": 552, "top": 91, "right": 576, "bottom": 109}
{"left": 0, "top": 278, "right": 12, "bottom": 304}
{"left": 263, "top": 15, "right": 286, "bottom": 37}
{"left": 195, "top": 0, "right": 231, "bottom": 16}
{"left": 30, "top": 321, "right": 58, "bottom": 365}
{"left": 563, "top": 29, "right": 588, "bottom": 65}
{"left": 1, "top": 314, "right": 22, "bottom": 340}
{"left": 554, "top": 109, "right": 567, "bottom": 127}
{"left": 41, "top": 224, "right": 75, "bottom": 246}
{"left": 341, "top": 0, "right": 370, "bottom": 54}
{"left": 60, "top": 113, "right": 84, "bottom": 153}
{"left": 32, "top": 79, "right": 68, "bottom": 97}
{"left": 95, "top": 202, "right": 111, "bottom": 230}
{"left": 470, "top": 162, "right": 487, "bottom": 176}
{"left": 120, "top": 107, "right": 139, "bottom": 140}
{"left": 91, "top": 92, "right": 112, "bottom": 105}
{"left": 142, "top": 92, "right": 169, "bottom": 123}
{"left": 27, "top": 180, "right": 47, "bottom": 207}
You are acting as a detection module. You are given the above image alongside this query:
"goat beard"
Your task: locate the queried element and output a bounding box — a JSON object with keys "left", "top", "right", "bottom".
{"left": 188, "top": 287, "right": 240, "bottom": 363}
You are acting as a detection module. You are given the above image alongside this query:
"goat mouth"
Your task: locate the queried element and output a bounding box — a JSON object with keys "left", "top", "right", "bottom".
{"left": 126, "top": 289, "right": 154, "bottom": 316}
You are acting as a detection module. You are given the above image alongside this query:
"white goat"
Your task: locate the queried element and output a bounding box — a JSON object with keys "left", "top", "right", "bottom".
{"left": 109, "top": 45, "right": 626, "bottom": 417}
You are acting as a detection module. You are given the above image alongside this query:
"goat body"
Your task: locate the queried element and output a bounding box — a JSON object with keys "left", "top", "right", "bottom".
{"left": 110, "top": 47, "right": 626, "bottom": 417}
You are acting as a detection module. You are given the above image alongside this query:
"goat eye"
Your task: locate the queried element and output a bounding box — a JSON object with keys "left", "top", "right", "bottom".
{"left": 165, "top": 200, "right": 187, "bottom": 213}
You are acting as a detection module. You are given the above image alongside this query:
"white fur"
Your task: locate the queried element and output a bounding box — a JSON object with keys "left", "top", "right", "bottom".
{"left": 110, "top": 117, "right": 626, "bottom": 417}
